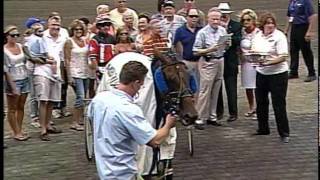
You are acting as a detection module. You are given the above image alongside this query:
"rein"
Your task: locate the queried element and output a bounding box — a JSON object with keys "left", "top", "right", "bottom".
{"left": 161, "top": 61, "right": 193, "bottom": 115}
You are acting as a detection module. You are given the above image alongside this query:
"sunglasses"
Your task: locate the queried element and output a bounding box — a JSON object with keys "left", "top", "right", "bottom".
{"left": 97, "top": 22, "right": 112, "bottom": 27}
{"left": 242, "top": 18, "right": 252, "bottom": 22}
{"left": 9, "top": 33, "right": 20, "bottom": 38}
{"left": 188, "top": 15, "right": 199, "bottom": 18}
{"left": 74, "top": 28, "right": 84, "bottom": 31}
{"left": 185, "top": 0, "right": 194, "bottom": 2}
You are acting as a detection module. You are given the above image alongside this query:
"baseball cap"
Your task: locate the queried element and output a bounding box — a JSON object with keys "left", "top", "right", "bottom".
{"left": 163, "top": 0, "right": 175, "bottom": 8}
{"left": 25, "top": 17, "right": 46, "bottom": 28}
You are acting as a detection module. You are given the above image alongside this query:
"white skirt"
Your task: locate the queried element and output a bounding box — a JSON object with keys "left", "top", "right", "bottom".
{"left": 241, "top": 62, "right": 256, "bottom": 89}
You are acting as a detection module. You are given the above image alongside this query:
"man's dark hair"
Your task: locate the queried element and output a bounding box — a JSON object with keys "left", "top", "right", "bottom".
{"left": 119, "top": 61, "right": 148, "bottom": 84}
{"left": 78, "top": 17, "right": 90, "bottom": 26}
{"left": 138, "top": 13, "right": 150, "bottom": 23}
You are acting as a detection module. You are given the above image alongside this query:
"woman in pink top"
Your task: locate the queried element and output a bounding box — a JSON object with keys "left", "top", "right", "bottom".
{"left": 64, "top": 20, "right": 90, "bottom": 131}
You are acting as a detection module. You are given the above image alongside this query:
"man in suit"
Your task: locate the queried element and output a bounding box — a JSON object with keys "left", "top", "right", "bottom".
{"left": 216, "top": 3, "right": 242, "bottom": 122}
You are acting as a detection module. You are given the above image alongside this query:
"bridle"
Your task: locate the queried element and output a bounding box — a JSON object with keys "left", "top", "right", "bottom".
{"left": 161, "top": 61, "right": 193, "bottom": 121}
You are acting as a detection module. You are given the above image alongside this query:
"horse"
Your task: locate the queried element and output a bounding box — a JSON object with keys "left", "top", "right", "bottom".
{"left": 153, "top": 51, "right": 199, "bottom": 126}
{"left": 96, "top": 52, "right": 198, "bottom": 177}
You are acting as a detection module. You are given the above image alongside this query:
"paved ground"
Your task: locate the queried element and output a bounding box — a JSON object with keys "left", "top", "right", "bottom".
{"left": 4, "top": 0, "right": 318, "bottom": 179}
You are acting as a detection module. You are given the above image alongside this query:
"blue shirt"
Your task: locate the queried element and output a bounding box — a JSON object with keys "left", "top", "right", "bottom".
{"left": 25, "top": 34, "right": 46, "bottom": 57}
{"left": 287, "top": 0, "right": 315, "bottom": 25}
{"left": 173, "top": 24, "right": 202, "bottom": 61}
{"left": 88, "top": 89, "right": 157, "bottom": 180}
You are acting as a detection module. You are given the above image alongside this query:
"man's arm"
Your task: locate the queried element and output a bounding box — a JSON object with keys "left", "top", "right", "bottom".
{"left": 305, "top": 13, "right": 317, "bottom": 41}
{"left": 22, "top": 46, "right": 46, "bottom": 64}
{"left": 192, "top": 31, "right": 222, "bottom": 57}
{"left": 284, "top": 17, "right": 292, "bottom": 36}
{"left": 88, "top": 39, "right": 99, "bottom": 70}
{"left": 193, "top": 45, "right": 221, "bottom": 57}
{"left": 304, "top": 0, "right": 317, "bottom": 41}
{"left": 63, "top": 39, "right": 74, "bottom": 85}
{"left": 147, "top": 114, "right": 176, "bottom": 148}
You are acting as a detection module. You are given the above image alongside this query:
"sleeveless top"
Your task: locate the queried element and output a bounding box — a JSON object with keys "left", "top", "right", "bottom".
{"left": 70, "top": 38, "right": 89, "bottom": 79}
{"left": 4, "top": 43, "right": 28, "bottom": 81}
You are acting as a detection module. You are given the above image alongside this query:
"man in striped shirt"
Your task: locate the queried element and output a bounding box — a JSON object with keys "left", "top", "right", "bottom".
{"left": 159, "top": 0, "right": 186, "bottom": 44}
{"left": 142, "top": 19, "right": 170, "bottom": 67}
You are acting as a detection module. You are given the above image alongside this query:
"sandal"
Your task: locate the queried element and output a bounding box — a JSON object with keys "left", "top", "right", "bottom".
{"left": 13, "top": 135, "right": 29, "bottom": 141}
{"left": 70, "top": 124, "right": 84, "bottom": 131}
{"left": 40, "top": 133, "right": 51, "bottom": 141}
{"left": 244, "top": 111, "right": 256, "bottom": 117}
{"left": 47, "top": 126, "right": 62, "bottom": 134}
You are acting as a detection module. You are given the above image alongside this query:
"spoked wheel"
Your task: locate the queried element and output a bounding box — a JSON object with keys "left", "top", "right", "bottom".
{"left": 187, "top": 125, "right": 194, "bottom": 156}
{"left": 85, "top": 116, "right": 94, "bottom": 161}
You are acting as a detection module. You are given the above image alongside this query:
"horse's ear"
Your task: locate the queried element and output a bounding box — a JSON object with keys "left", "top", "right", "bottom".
{"left": 153, "top": 47, "right": 170, "bottom": 64}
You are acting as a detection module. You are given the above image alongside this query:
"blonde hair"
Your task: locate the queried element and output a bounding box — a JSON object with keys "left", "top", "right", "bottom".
{"left": 69, "top": 19, "right": 87, "bottom": 37}
{"left": 239, "top": 9, "right": 258, "bottom": 25}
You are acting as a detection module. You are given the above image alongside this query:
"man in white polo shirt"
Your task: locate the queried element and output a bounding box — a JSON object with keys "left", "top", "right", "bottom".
{"left": 43, "top": 13, "right": 71, "bottom": 119}
{"left": 34, "top": 18, "right": 66, "bottom": 140}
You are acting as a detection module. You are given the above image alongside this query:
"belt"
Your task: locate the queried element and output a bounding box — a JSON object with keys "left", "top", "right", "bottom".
{"left": 203, "top": 55, "right": 223, "bottom": 61}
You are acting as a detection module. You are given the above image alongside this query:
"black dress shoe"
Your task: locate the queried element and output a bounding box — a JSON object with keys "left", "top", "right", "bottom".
{"left": 280, "top": 136, "right": 290, "bottom": 143}
{"left": 252, "top": 131, "right": 270, "bottom": 135}
{"left": 194, "top": 123, "right": 205, "bottom": 130}
{"left": 288, "top": 74, "right": 299, "bottom": 79}
{"left": 217, "top": 114, "right": 224, "bottom": 120}
{"left": 207, "top": 120, "right": 222, "bottom": 126}
{"left": 227, "top": 116, "right": 237, "bottom": 122}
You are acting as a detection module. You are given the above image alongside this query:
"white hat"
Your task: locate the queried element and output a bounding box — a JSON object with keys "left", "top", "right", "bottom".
{"left": 217, "top": 2, "right": 234, "bottom": 14}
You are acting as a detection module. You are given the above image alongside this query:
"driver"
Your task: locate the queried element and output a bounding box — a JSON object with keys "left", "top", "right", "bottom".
{"left": 88, "top": 15, "right": 116, "bottom": 81}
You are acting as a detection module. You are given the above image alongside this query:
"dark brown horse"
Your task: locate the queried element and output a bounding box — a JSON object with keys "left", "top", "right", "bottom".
{"left": 154, "top": 51, "right": 198, "bottom": 126}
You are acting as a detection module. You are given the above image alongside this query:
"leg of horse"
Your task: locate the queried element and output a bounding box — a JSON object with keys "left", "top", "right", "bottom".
{"left": 6, "top": 95, "right": 19, "bottom": 137}
{"left": 158, "top": 159, "right": 173, "bottom": 180}
{"left": 16, "top": 93, "right": 28, "bottom": 135}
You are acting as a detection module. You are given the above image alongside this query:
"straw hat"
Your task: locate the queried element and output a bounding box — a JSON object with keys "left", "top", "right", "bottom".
{"left": 4, "top": 25, "right": 18, "bottom": 34}
{"left": 217, "top": 2, "right": 234, "bottom": 14}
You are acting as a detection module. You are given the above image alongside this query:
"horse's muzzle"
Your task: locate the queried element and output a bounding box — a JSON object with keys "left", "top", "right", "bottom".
{"left": 181, "top": 113, "right": 198, "bottom": 126}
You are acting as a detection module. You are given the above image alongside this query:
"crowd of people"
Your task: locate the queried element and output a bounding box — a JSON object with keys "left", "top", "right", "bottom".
{"left": 3, "top": 0, "right": 316, "bottom": 179}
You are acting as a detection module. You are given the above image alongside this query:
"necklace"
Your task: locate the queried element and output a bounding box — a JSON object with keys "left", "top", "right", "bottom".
{"left": 73, "top": 37, "right": 85, "bottom": 47}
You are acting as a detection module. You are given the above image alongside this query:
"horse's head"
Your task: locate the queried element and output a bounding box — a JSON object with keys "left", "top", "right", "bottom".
{"left": 154, "top": 52, "right": 198, "bottom": 125}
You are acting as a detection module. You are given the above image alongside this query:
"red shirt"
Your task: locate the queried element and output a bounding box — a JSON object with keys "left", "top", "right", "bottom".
{"left": 89, "top": 32, "right": 116, "bottom": 65}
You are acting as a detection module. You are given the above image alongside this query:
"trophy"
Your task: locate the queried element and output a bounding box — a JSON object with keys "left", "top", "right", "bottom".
{"left": 244, "top": 52, "right": 269, "bottom": 67}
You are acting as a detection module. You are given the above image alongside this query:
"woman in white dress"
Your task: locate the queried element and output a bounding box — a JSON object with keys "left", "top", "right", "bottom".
{"left": 239, "top": 9, "right": 260, "bottom": 118}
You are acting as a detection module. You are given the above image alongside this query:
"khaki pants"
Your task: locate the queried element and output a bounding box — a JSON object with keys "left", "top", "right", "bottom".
{"left": 196, "top": 57, "right": 224, "bottom": 123}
